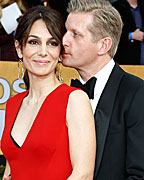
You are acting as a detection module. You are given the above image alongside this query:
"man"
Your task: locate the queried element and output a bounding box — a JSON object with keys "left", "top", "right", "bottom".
{"left": 62, "top": 0, "right": 144, "bottom": 179}
{"left": 112, "top": 0, "right": 144, "bottom": 65}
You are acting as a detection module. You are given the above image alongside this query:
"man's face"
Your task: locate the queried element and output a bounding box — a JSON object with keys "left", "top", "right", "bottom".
{"left": 62, "top": 12, "right": 99, "bottom": 71}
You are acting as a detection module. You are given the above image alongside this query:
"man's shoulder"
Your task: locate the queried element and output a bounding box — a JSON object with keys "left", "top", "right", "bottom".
{"left": 112, "top": 64, "right": 144, "bottom": 90}
{"left": 122, "top": 69, "right": 144, "bottom": 88}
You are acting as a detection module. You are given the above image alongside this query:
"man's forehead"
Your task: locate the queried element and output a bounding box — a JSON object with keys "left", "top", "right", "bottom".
{"left": 66, "top": 12, "right": 92, "bottom": 29}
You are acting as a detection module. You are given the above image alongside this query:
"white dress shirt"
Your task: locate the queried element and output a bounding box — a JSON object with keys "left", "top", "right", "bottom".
{"left": 79, "top": 59, "right": 115, "bottom": 114}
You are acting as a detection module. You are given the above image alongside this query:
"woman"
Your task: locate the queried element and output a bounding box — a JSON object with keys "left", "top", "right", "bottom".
{"left": 1, "top": 5, "right": 96, "bottom": 180}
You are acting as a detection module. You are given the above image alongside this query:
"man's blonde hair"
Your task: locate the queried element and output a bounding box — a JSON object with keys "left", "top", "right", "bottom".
{"left": 67, "top": 0, "right": 123, "bottom": 58}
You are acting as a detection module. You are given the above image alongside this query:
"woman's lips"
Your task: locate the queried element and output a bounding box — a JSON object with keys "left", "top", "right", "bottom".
{"left": 33, "top": 60, "right": 49, "bottom": 65}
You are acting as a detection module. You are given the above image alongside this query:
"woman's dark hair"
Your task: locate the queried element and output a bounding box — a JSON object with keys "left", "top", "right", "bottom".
{"left": 15, "top": 5, "right": 65, "bottom": 89}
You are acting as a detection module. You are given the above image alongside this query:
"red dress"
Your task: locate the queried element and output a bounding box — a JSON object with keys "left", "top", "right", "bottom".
{"left": 1, "top": 84, "right": 77, "bottom": 180}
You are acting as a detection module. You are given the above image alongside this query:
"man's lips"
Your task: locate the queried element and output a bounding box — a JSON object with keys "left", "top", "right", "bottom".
{"left": 62, "top": 52, "right": 71, "bottom": 56}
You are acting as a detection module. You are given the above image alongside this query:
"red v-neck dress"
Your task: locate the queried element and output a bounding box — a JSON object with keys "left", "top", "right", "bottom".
{"left": 1, "top": 84, "right": 78, "bottom": 180}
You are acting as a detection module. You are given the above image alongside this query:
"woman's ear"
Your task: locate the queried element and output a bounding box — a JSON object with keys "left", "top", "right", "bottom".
{"left": 15, "top": 40, "right": 23, "bottom": 59}
{"left": 97, "top": 37, "right": 112, "bottom": 56}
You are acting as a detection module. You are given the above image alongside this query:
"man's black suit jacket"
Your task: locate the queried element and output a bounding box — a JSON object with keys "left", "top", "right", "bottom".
{"left": 93, "top": 63, "right": 144, "bottom": 180}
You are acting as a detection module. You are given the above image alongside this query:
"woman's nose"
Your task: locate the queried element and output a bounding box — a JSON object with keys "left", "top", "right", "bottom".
{"left": 38, "top": 44, "right": 48, "bottom": 57}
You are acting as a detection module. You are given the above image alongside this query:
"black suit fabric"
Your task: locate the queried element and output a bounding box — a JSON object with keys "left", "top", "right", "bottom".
{"left": 94, "top": 63, "right": 144, "bottom": 180}
{"left": 112, "top": 0, "right": 144, "bottom": 65}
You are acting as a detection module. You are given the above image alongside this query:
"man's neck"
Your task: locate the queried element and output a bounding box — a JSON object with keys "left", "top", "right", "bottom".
{"left": 78, "top": 56, "right": 111, "bottom": 82}
{"left": 127, "top": 0, "right": 138, "bottom": 8}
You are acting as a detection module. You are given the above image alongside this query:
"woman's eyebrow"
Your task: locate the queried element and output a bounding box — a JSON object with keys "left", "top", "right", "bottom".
{"left": 28, "top": 35, "right": 55, "bottom": 41}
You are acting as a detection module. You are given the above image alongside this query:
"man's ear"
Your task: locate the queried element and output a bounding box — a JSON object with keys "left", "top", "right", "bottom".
{"left": 97, "top": 37, "right": 112, "bottom": 56}
{"left": 15, "top": 40, "right": 23, "bottom": 59}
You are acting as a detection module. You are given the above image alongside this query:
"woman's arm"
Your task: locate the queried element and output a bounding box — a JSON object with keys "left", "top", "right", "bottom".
{"left": 66, "top": 90, "right": 96, "bottom": 180}
{"left": 2, "top": 160, "right": 11, "bottom": 180}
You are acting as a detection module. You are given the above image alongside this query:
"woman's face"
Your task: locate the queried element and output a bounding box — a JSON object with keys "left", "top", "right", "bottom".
{"left": 16, "top": 19, "right": 61, "bottom": 78}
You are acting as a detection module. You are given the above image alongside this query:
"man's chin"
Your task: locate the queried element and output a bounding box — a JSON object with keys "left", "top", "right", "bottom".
{"left": 62, "top": 58, "right": 76, "bottom": 69}
{"left": 62, "top": 59, "right": 70, "bottom": 67}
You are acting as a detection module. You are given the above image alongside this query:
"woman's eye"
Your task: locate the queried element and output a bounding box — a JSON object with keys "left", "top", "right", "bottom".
{"left": 28, "top": 40, "right": 39, "bottom": 45}
{"left": 48, "top": 41, "right": 59, "bottom": 46}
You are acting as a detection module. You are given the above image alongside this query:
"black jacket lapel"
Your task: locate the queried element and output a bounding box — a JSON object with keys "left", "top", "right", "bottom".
{"left": 94, "top": 64, "right": 124, "bottom": 177}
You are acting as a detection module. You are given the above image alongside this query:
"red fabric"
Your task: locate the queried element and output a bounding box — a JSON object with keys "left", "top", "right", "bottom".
{"left": 1, "top": 84, "right": 77, "bottom": 180}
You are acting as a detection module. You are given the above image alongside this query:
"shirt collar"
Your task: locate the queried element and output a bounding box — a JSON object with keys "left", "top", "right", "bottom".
{"left": 79, "top": 59, "right": 115, "bottom": 84}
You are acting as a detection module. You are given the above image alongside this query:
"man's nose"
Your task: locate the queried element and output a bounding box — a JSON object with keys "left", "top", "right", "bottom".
{"left": 62, "top": 33, "right": 69, "bottom": 47}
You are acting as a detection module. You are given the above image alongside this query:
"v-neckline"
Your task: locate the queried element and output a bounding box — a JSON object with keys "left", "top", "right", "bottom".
{"left": 10, "top": 83, "right": 64, "bottom": 149}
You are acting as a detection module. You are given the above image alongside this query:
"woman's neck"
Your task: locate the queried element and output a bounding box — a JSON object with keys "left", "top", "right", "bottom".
{"left": 27, "top": 74, "right": 61, "bottom": 100}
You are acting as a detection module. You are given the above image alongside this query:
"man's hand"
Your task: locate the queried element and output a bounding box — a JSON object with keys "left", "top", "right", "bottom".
{"left": 132, "top": 29, "right": 144, "bottom": 41}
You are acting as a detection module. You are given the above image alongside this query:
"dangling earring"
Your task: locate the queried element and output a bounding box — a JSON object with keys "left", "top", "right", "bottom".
{"left": 18, "top": 59, "right": 24, "bottom": 79}
{"left": 58, "top": 56, "right": 64, "bottom": 83}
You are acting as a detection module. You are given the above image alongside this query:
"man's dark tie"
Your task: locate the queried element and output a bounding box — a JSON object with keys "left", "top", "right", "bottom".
{"left": 70, "top": 77, "right": 96, "bottom": 99}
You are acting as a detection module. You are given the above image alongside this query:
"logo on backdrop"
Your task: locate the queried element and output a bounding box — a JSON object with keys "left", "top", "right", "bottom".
{"left": 0, "top": 78, "right": 26, "bottom": 140}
